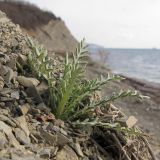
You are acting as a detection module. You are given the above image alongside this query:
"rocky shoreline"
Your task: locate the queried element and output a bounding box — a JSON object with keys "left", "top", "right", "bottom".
{"left": 122, "top": 76, "right": 160, "bottom": 104}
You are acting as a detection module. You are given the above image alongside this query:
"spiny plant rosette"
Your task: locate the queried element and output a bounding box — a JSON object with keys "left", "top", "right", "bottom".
{"left": 27, "top": 38, "right": 147, "bottom": 133}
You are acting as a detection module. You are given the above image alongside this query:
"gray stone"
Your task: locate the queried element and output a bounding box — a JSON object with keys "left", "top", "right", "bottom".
{"left": 126, "top": 116, "right": 138, "bottom": 128}
{"left": 0, "top": 88, "right": 13, "bottom": 96}
{"left": 0, "top": 97, "right": 14, "bottom": 102}
{"left": 17, "top": 76, "right": 40, "bottom": 87}
{"left": 0, "top": 115, "right": 16, "bottom": 127}
{"left": 14, "top": 128, "right": 30, "bottom": 145}
{"left": 0, "top": 65, "right": 9, "bottom": 76}
{"left": 0, "top": 131, "right": 8, "bottom": 149}
{"left": 46, "top": 123, "right": 60, "bottom": 132}
{"left": 0, "top": 109, "right": 9, "bottom": 115}
{"left": 18, "top": 103, "right": 30, "bottom": 115}
{"left": 11, "top": 153, "right": 36, "bottom": 160}
{"left": 39, "top": 128, "right": 57, "bottom": 145}
{"left": 36, "top": 81, "right": 48, "bottom": 95}
{"left": 36, "top": 103, "right": 51, "bottom": 114}
{"left": 10, "top": 91, "right": 19, "bottom": 100}
{"left": 56, "top": 145, "right": 78, "bottom": 160}
{"left": 0, "top": 102, "right": 5, "bottom": 108}
{"left": 0, "top": 121, "right": 22, "bottom": 149}
{"left": 7, "top": 54, "right": 17, "bottom": 71}
{"left": 39, "top": 148, "right": 51, "bottom": 158}
{"left": 57, "top": 132, "right": 71, "bottom": 146}
{"left": 73, "top": 143, "right": 84, "bottom": 157}
{"left": 14, "top": 116, "right": 30, "bottom": 137}
{"left": 3, "top": 67, "right": 14, "bottom": 83}
{"left": 30, "top": 108, "right": 41, "bottom": 115}
{"left": 26, "top": 86, "right": 43, "bottom": 104}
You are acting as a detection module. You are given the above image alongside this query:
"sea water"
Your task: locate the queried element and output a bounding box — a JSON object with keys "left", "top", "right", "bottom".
{"left": 90, "top": 46, "right": 160, "bottom": 84}
{"left": 106, "top": 48, "right": 160, "bottom": 84}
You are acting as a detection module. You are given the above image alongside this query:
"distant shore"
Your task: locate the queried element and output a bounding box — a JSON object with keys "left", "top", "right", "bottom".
{"left": 122, "top": 75, "right": 160, "bottom": 103}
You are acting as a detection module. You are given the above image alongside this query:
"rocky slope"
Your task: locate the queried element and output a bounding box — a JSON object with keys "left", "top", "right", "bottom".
{"left": 0, "top": 0, "right": 78, "bottom": 53}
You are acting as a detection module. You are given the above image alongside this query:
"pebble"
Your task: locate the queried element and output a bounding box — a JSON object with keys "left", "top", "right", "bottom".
{"left": 18, "top": 103, "right": 30, "bottom": 115}
{"left": 39, "top": 128, "right": 57, "bottom": 145}
{"left": 0, "top": 114, "right": 17, "bottom": 127}
{"left": 39, "top": 148, "right": 51, "bottom": 159}
{"left": 14, "top": 116, "right": 30, "bottom": 137}
{"left": 3, "top": 67, "right": 14, "bottom": 83}
{"left": 56, "top": 145, "right": 78, "bottom": 160}
{"left": 14, "top": 128, "right": 30, "bottom": 145}
{"left": 0, "top": 121, "right": 22, "bottom": 149}
{"left": 17, "top": 76, "right": 40, "bottom": 87}
{"left": 0, "top": 131, "right": 8, "bottom": 149}
{"left": 11, "top": 91, "right": 19, "bottom": 100}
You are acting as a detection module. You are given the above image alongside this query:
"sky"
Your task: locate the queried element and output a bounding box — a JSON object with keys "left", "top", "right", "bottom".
{"left": 24, "top": 0, "right": 160, "bottom": 48}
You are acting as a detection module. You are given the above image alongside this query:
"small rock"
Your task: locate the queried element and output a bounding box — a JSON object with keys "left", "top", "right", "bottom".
{"left": 57, "top": 132, "right": 70, "bottom": 146}
{"left": 36, "top": 103, "right": 51, "bottom": 113}
{"left": 0, "top": 88, "right": 13, "bottom": 96}
{"left": 17, "top": 76, "right": 40, "bottom": 87}
{"left": 0, "top": 97, "right": 14, "bottom": 102}
{"left": 31, "top": 108, "right": 41, "bottom": 115}
{"left": 46, "top": 123, "right": 60, "bottom": 132}
{"left": 0, "top": 64, "right": 8, "bottom": 76}
{"left": 36, "top": 81, "right": 48, "bottom": 95}
{"left": 0, "top": 102, "right": 5, "bottom": 108}
{"left": 39, "top": 128, "right": 57, "bottom": 145}
{"left": 26, "top": 86, "right": 43, "bottom": 104}
{"left": 14, "top": 128, "right": 30, "bottom": 145}
{"left": 14, "top": 116, "right": 30, "bottom": 137}
{"left": 3, "top": 67, "right": 14, "bottom": 83}
{"left": 126, "top": 116, "right": 138, "bottom": 128}
{"left": 7, "top": 54, "right": 17, "bottom": 70}
{"left": 0, "top": 115, "right": 16, "bottom": 127}
{"left": 11, "top": 91, "right": 19, "bottom": 100}
{"left": 60, "top": 128, "right": 67, "bottom": 136}
{"left": 0, "top": 131, "right": 8, "bottom": 149}
{"left": 73, "top": 143, "right": 84, "bottom": 157}
{"left": 0, "top": 65, "right": 14, "bottom": 83}
{"left": 39, "top": 148, "right": 51, "bottom": 158}
{"left": 56, "top": 145, "right": 78, "bottom": 160}
{"left": 18, "top": 103, "right": 30, "bottom": 115}
{"left": 11, "top": 152, "right": 36, "bottom": 160}
{"left": 11, "top": 37, "right": 19, "bottom": 47}
{"left": 0, "top": 109, "right": 9, "bottom": 115}
{"left": 0, "top": 121, "right": 21, "bottom": 149}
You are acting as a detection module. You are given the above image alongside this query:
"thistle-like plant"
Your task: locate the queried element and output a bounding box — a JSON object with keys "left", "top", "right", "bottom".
{"left": 52, "top": 40, "right": 128, "bottom": 119}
